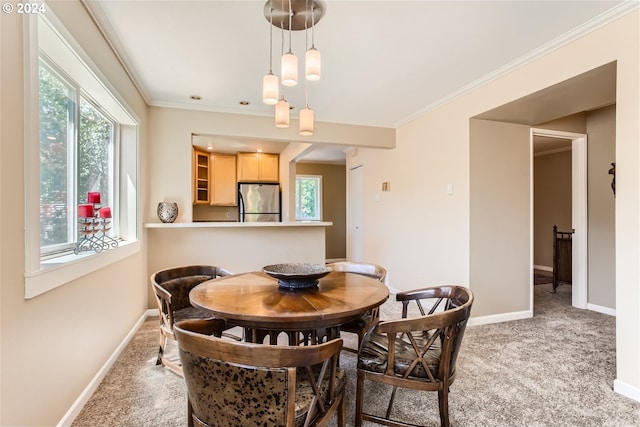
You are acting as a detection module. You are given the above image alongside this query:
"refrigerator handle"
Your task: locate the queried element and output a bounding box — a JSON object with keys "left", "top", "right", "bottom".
{"left": 238, "top": 190, "right": 245, "bottom": 222}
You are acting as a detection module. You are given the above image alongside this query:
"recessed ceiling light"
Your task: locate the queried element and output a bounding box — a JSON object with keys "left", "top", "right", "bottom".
{"left": 190, "top": 95, "right": 201, "bottom": 100}
{"left": 239, "top": 100, "right": 250, "bottom": 106}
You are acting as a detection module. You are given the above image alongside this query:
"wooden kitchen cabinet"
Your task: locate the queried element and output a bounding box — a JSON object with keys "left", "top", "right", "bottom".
{"left": 192, "top": 149, "right": 210, "bottom": 204}
{"left": 210, "top": 153, "right": 237, "bottom": 206}
{"left": 237, "top": 152, "right": 279, "bottom": 182}
{"left": 192, "top": 149, "right": 237, "bottom": 206}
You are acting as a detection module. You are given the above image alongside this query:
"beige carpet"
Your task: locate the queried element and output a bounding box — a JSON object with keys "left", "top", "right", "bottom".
{"left": 72, "top": 283, "right": 640, "bottom": 426}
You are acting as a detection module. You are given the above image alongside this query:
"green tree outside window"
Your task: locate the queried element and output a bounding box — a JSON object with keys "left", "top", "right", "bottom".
{"left": 39, "top": 60, "right": 114, "bottom": 252}
{"left": 295, "top": 175, "right": 322, "bottom": 221}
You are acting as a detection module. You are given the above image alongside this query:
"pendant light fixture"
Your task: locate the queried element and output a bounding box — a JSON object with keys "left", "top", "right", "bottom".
{"left": 305, "top": 0, "right": 321, "bottom": 81}
{"left": 275, "top": 97, "right": 290, "bottom": 128}
{"left": 263, "top": 0, "right": 324, "bottom": 134}
{"left": 299, "top": 105, "right": 314, "bottom": 135}
{"left": 275, "top": 19, "right": 290, "bottom": 128}
{"left": 262, "top": 2, "right": 278, "bottom": 105}
{"left": 299, "top": 0, "right": 315, "bottom": 135}
{"left": 281, "top": 0, "right": 297, "bottom": 86}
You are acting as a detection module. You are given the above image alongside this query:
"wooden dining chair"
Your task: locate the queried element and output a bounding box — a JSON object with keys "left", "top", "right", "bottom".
{"left": 355, "top": 285, "right": 474, "bottom": 427}
{"left": 175, "top": 319, "right": 347, "bottom": 427}
{"left": 151, "top": 264, "right": 238, "bottom": 375}
{"left": 326, "top": 261, "right": 387, "bottom": 353}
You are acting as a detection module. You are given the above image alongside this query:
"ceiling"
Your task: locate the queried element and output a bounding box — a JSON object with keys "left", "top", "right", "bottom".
{"left": 477, "top": 61, "right": 617, "bottom": 155}
{"left": 84, "top": 1, "right": 628, "bottom": 161}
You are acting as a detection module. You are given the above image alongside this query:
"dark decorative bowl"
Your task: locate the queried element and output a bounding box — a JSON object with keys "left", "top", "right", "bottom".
{"left": 262, "top": 263, "right": 331, "bottom": 290}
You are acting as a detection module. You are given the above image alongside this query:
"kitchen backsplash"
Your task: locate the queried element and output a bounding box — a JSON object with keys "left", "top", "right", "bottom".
{"left": 193, "top": 205, "right": 239, "bottom": 222}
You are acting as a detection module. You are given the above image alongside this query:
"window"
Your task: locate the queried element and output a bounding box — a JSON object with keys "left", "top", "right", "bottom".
{"left": 295, "top": 175, "right": 322, "bottom": 221}
{"left": 24, "top": 12, "right": 139, "bottom": 298}
{"left": 39, "top": 60, "right": 115, "bottom": 255}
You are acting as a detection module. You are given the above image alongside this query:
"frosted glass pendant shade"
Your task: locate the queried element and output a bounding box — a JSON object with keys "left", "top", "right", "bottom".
{"left": 262, "top": 73, "right": 279, "bottom": 105}
{"left": 299, "top": 106, "right": 314, "bottom": 136}
{"left": 275, "top": 98, "right": 290, "bottom": 128}
{"left": 281, "top": 52, "right": 298, "bottom": 86}
{"left": 305, "top": 47, "right": 321, "bottom": 81}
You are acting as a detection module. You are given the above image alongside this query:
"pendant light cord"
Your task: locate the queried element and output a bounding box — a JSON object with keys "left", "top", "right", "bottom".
{"left": 280, "top": 9, "right": 285, "bottom": 98}
{"left": 311, "top": 0, "right": 316, "bottom": 48}
{"left": 268, "top": 1, "right": 273, "bottom": 73}
{"left": 304, "top": 0, "right": 309, "bottom": 107}
{"left": 288, "top": 0, "right": 293, "bottom": 53}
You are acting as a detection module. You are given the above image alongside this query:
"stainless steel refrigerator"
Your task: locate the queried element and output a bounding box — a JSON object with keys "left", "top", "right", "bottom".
{"left": 238, "top": 183, "right": 281, "bottom": 222}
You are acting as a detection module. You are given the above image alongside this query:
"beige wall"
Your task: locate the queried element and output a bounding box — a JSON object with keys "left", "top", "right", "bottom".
{"left": 470, "top": 119, "right": 531, "bottom": 317}
{"left": 147, "top": 107, "right": 394, "bottom": 225}
{"left": 296, "top": 163, "right": 347, "bottom": 260}
{"left": 586, "top": 105, "right": 616, "bottom": 308}
{"left": 346, "top": 11, "right": 639, "bottom": 397}
{"left": 146, "top": 226, "right": 328, "bottom": 307}
{"left": 0, "top": 1, "right": 150, "bottom": 425}
{"left": 534, "top": 150, "right": 572, "bottom": 268}
{"left": 537, "top": 112, "right": 588, "bottom": 133}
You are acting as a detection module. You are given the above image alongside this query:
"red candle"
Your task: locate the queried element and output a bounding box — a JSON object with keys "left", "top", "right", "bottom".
{"left": 78, "top": 204, "right": 94, "bottom": 218}
{"left": 87, "top": 192, "right": 101, "bottom": 204}
{"left": 98, "top": 207, "right": 112, "bottom": 219}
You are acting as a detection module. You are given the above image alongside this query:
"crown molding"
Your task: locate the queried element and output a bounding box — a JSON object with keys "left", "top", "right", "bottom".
{"left": 80, "top": 0, "right": 151, "bottom": 105}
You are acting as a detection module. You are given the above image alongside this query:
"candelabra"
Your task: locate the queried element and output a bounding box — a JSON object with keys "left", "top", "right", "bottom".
{"left": 74, "top": 192, "right": 118, "bottom": 254}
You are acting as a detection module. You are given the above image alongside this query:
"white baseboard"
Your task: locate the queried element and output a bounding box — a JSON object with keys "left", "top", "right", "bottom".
{"left": 587, "top": 303, "right": 616, "bottom": 316}
{"left": 534, "top": 264, "right": 553, "bottom": 272}
{"left": 57, "top": 310, "right": 155, "bottom": 427}
{"left": 614, "top": 379, "right": 640, "bottom": 403}
{"left": 468, "top": 309, "right": 532, "bottom": 327}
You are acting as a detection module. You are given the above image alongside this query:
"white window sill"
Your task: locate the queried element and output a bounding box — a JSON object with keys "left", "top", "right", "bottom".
{"left": 24, "top": 240, "right": 140, "bottom": 299}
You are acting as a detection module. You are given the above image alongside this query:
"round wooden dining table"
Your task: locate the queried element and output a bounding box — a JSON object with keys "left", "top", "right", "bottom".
{"left": 189, "top": 270, "right": 389, "bottom": 343}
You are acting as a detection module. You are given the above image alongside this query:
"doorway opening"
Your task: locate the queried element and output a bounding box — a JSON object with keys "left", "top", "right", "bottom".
{"left": 531, "top": 128, "right": 587, "bottom": 310}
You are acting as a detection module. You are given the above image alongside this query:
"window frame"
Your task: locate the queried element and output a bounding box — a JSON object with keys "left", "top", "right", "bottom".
{"left": 24, "top": 12, "right": 140, "bottom": 299}
{"left": 38, "top": 57, "right": 119, "bottom": 256}
{"left": 295, "top": 174, "right": 323, "bottom": 221}
{"left": 38, "top": 58, "right": 77, "bottom": 254}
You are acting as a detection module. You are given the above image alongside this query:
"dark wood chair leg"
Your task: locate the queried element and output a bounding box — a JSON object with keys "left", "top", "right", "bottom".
{"left": 355, "top": 370, "right": 365, "bottom": 427}
{"left": 337, "top": 395, "right": 346, "bottom": 427}
{"left": 438, "top": 387, "right": 450, "bottom": 427}
{"left": 156, "top": 335, "right": 166, "bottom": 365}
{"left": 187, "top": 399, "right": 194, "bottom": 427}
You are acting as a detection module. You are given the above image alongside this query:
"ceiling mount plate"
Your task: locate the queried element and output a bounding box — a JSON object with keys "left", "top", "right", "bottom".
{"left": 264, "top": 0, "right": 325, "bottom": 31}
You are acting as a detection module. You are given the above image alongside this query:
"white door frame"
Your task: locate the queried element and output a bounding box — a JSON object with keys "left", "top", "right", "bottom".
{"left": 531, "top": 128, "right": 588, "bottom": 309}
{"left": 347, "top": 164, "right": 364, "bottom": 262}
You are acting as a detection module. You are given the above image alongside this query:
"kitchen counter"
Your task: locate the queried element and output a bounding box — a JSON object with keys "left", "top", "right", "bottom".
{"left": 144, "top": 221, "right": 332, "bottom": 228}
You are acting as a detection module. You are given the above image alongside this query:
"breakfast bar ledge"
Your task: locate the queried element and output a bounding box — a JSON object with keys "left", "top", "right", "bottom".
{"left": 145, "top": 221, "right": 333, "bottom": 228}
